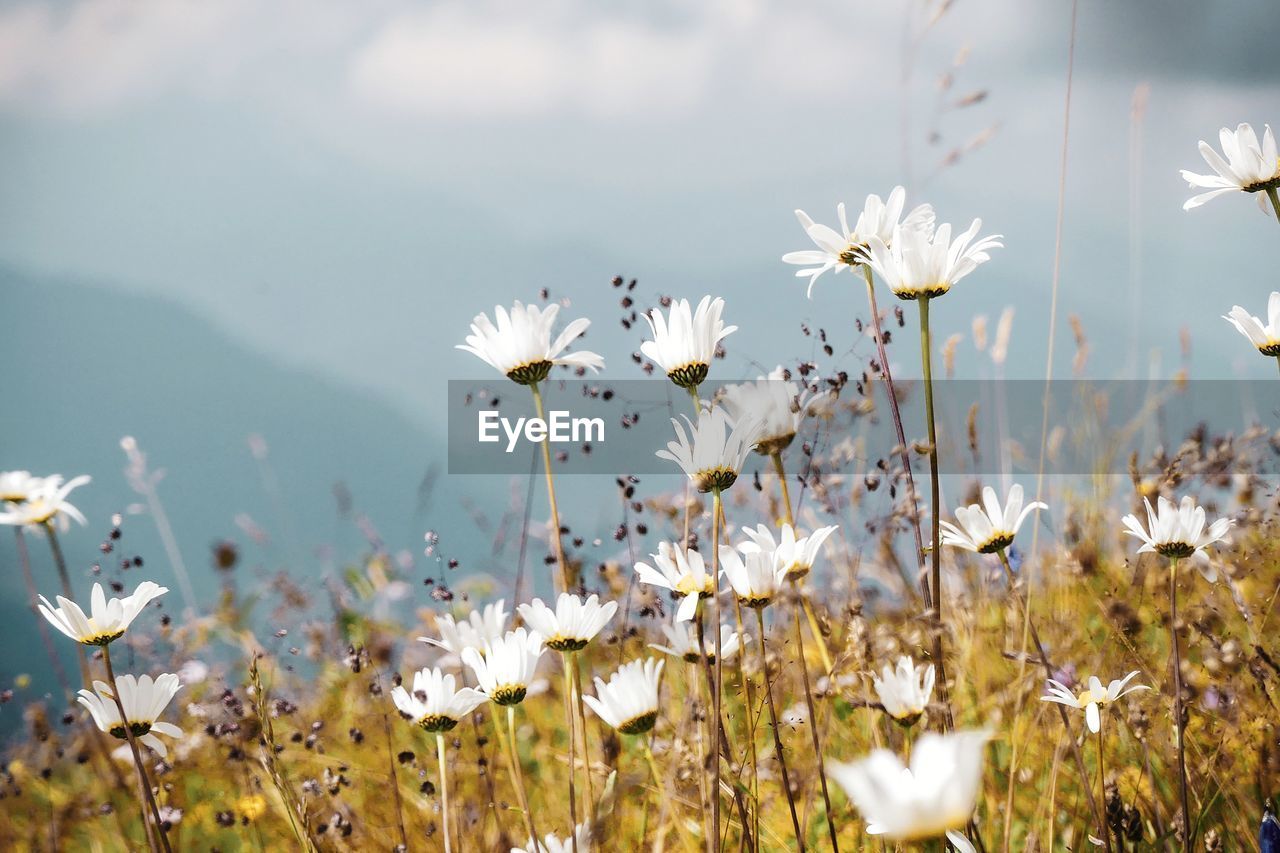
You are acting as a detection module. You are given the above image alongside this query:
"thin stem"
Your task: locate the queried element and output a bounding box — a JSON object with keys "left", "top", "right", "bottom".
{"left": 693, "top": 607, "right": 754, "bottom": 853}
{"left": 997, "top": 549, "right": 1110, "bottom": 853}
{"left": 917, "top": 296, "right": 954, "bottom": 732}
{"left": 14, "top": 528, "right": 71, "bottom": 694}
{"left": 102, "top": 645, "right": 169, "bottom": 853}
{"left": 1275, "top": 354, "right": 1280, "bottom": 377}
{"left": 1267, "top": 186, "right": 1280, "bottom": 221}
{"left": 863, "top": 265, "right": 930, "bottom": 607}
{"left": 504, "top": 705, "right": 540, "bottom": 849}
{"left": 1096, "top": 721, "right": 1107, "bottom": 852}
{"left": 571, "top": 653, "right": 596, "bottom": 818}
{"left": 436, "top": 733, "right": 452, "bottom": 853}
{"left": 531, "top": 382, "right": 572, "bottom": 594}
{"left": 770, "top": 451, "right": 832, "bottom": 675}
{"left": 561, "top": 657, "right": 581, "bottom": 850}
{"left": 1169, "top": 556, "right": 1192, "bottom": 847}
{"left": 754, "top": 607, "right": 804, "bottom": 852}
{"left": 709, "top": 488, "right": 724, "bottom": 853}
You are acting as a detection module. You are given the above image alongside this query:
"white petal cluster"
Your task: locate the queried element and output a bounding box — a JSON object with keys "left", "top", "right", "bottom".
{"left": 419, "top": 600, "right": 510, "bottom": 656}
{"left": 737, "top": 522, "right": 837, "bottom": 582}
{"left": 461, "top": 627, "right": 545, "bottom": 706}
{"left": 866, "top": 220, "right": 1002, "bottom": 301}
{"left": 718, "top": 547, "right": 786, "bottom": 609}
{"left": 391, "top": 667, "right": 488, "bottom": 732}
{"left": 828, "top": 730, "right": 991, "bottom": 841}
{"left": 640, "top": 296, "right": 736, "bottom": 387}
{"left": 517, "top": 593, "right": 617, "bottom": 652}
{"left": 1121, "top": 495, "right": 1234, "bottom": 578}
{"left": 656, "top": 406, "right": 760, "bottom": 493}
{"left": 1041, "top": 671, "right": 1148, "bottom": 733}
{"left": 1181, "top": 123, "right": 1280, "bottom": 212}
{"left": 872, "top": 656, "right": 935, "bottom": 724}
{"left": 634, "top": 542, "right": 719, "bottom": 622}
{"left": 783, "top": 187, "right": 936, "bottom": 296}
{"left": 511, "top": 822, "right": 592, "bottom": 853}
{"left": 78, "top": 673, "right": 184, "bottom": 757}
{"left": 582, "top": 657, "right": 664, "bottom": 735}
{"left": 39, "top": 581, "right": 169, "bottom": 646}
{"left": 649, "top": 620, "right": 744, "bottom": 664}
{"left": 0, "top": 474, "right": 91, "bottom": 531}
{"left": 939, "top": 484, "right": 1046, "bottom": 554}
{"left": 457, "top": 301, "right": 604, "bottom": 385}
{"left": 1224, "top": 292, "right": 1280, "bottom": 356}
{"left": 718, "top": 366, "right": 825, "bottom": 453}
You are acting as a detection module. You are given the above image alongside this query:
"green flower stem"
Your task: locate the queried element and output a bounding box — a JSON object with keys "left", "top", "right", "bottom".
{"left": 560, "top": 657, "right": 581, "bottom": 849}
{"left": 436, "top": 733, "right": 453, "bottom": 853}
{"left": 753, "top": 607, "right": 804, "bottom": 852}
{"left": 102, "top": 644, "right": 170, "bottom": 853}
{"left": 1169, "top": 556, "right": 1192, "bottom": 847}
{"left": 709, "top": 487, "right": 724, "bottom": 853}
{"left": 1267, "top": 186, "right": 1280, "bottom": 221}
{"left": 14, "top": 528, "right": 70, "bottom": 694}
{"left": 916, "top": 296, "right": 955, "bottom": 733}
{"left": 530, "top": 382, "right": 572, "bottom": 593}
{"left": 503, "top": 705, "right": 540, "bottom": 849}
{"left": 571, "top": 651, "right": 596, "bottom": 823}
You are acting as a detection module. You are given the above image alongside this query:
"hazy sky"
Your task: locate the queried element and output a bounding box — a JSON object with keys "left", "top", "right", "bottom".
{"left": 2, "top": 0, "right": 1278, "bottom": 438}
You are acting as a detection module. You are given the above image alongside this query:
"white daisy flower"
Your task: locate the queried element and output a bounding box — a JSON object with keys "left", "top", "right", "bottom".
{"left": 38, "top": 581, "right": 168, "bottom": 646}
{"left": 718, "top": 366, "right": 826, "bottom": 454}
{"left": 871, "top": 656, "right": 935, "bottom": 725}
{"left": 1180, "top": 123, "right": 1280, "bottom": 213}
{"left": 649, "top": 620, "right": 744, "bottom": 664}
{"left": 582, "top": 657, "right": 664, "bottom": 736}
{"left": 391, "top": 667, "right": 489, "bottom": 732}
{"left": 78, "top": 673, "right": 183, "bottom": 757}
{"left": 0, "top": 474, "right": 91, "bottom": 531}
{"left": 865, "top": 220, "right": 1002, "bottom": 301}
{"left": 457, "top": 301, "right": 604, "bottom": 386}
{"left": 939, "top": 484, "right": 1047, "bottom": 555}
{"left": 419, "top": 600, "right": 509, "bottom": 656}
{"left": 1121, "top": 495, "right": 1234, "bottom": 578}
{"left": 1224, "top": 292, "right": 1280, "bottom": 356}
{"left": 737, "top": 522, "right": 838, "bottom": 581}
{"left": 655, "top": 405, "right": 760, "bottom": 493}
{"left": 634, "top": 542, "right": 719, "bottom": 623}
{"left": 512, "top": 822, "right": 592, "bottom": 853}
{"left": 516, "top": 593, "right": 618, "bottom": 652}
{"left": 828, "top": 730, "right": 991, "bottom": 841}
{"left": 461, "top": 627, "right": 545, "bottom": 706}
{"left": 718, "top": 547, "right": 787, "bottom": 609}
{"left": 640, "top": 295, "right": 736, "bottom": 388}
{"left": 0, "top": 470, "right": 43, "bottom": 504}
{"left": 783, "top": 187, "right": 936, "bottom": 297}
{"left": 1041, "top": 671, "right": 1149, "bottom": 734}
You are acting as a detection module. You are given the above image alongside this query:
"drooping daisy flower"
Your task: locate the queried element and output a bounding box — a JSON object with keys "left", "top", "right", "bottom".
{"left": 1041, "top": 671, "right": 1148, "bottom": 733}
{"left": 38, "top": 581, "right": 168, "bottom": 646}
{"left": 1180, "top": 123, "right": 1280, "bottom": 213}
{"left": 78, "top": 673, "right": 183, "bottom": 757}
{"left": 582, "top": 657, "right": 664, "bottom": 735}
{"left": 718, "top": 547, "right": 787, "bottom": 609}
{"left": 656, "top": 406, "right": 760, "bottom": 493}
{"left": 872, "top": 656, "right": 936, "bottom": 725}
{"left": 0, "top": 470, "right": 42, "bottom": 504}
{"left": 1121, "top": 495, "right": 1234, "bottom": 578}
{"left": 457, "top": 301, "right": 604, "bottom": 386}
{"left": 1224, "top": 292, "right": 1280, "bottom": 356}
{"left": 419, "top": 600, "right": 510, "bottom": 655}
{"left": 634, "top": 542, "right": 719, "bottom": 623}
{"left": 516, "top": 593, "right": 617, "bottom": 652}
{"left": 939, "top": 484, "right": 1047, "bottom": 554}
{"left": 391, "top": 667, "right": 489, "bottom": 732}
{"left": 718, "top": 366, "right": 825, "bottom": 455}
{"left": 783, "top": 187, "right": 936, "bottom": 296}
{"left": 828, "top": 730, "right": 991, "bottom": 841}
{"left": 737, "top": 522, "right": 838, "bottom": 581}
{"left": 0, "top": 474, "right": 91, "bottom": 531}
{"left": 649, "top": 620, "right": 744, "bottom": 664}
{"left": 461, "top": 627, "right": 545, "bottom": 706}
{"left": 512, "top": 822, "right": 593, "bottom": 853}
{"left": 639, "top": 296, "right": 737, "bottom": 388}
{"left": 865, "top": 220, "right": 1003, "bottom": 301}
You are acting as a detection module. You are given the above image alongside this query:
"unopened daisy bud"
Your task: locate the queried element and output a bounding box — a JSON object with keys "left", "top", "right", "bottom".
{"left": 78, "top": 673, "right": 184, "bottom": 757}
{"left": 1224, "top": 292, "right": 1280, "bottom": 356}
{"left": 872, "top": 656, "right": 935, "bottom": 726}
{"left": 516, "top": 593, "right": 617, "bottom": 652}
{"left": 656, "top": 406, "right": 760, "bottom": 493}
{"left": 640, "top": 296, "right": 736, "bottom": 388}
{"left": 457, "top": 301, "right": 603, "bottom": 386}
{"left": 390, "top": 667, "right": 488, "bottom": 732}
{"left": 462, "top": 628, "right": 545, "bottom": 706}
{"left": 939, "top": 484, "right": 1046, "bottom": 555}
{"left": 582, "top": 658, "right": 664, "bottom": 736}
{"left": 38, "top": 581, "right": 168, "bottom": 646}
{"left": 718, "top": 547, "right": 786, "bottom": 609}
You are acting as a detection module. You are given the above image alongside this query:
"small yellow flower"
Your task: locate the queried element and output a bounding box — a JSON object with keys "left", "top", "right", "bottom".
{"left": 14, "top": 674, "right": 30, "bottom": 689}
